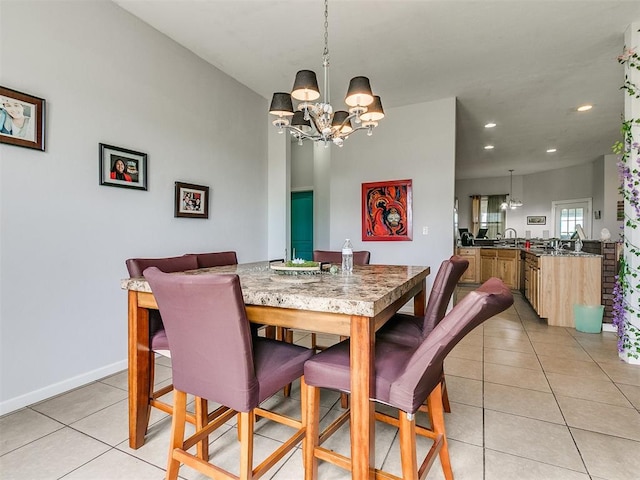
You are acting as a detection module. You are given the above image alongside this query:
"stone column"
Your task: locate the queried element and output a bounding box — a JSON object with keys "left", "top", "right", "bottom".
{"left": 619, "top": 23, "right": 640, "bottom": 364}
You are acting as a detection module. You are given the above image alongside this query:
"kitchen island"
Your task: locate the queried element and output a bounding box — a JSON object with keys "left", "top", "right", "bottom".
{"left": 457, "top": 246, "right": 602, "bottom": 328}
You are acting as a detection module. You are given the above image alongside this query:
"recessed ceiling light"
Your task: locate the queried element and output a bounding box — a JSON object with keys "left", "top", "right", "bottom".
{"left": 485, "top": 122, "right": 497, "bottom": 128}
{"left": 546, "top": 148, "right": 557, "bottom": 153}
{"left": 484, "top": 145, "right": 494, "bottom": 150}
{"left": 577, "top": 105, "right": 592, "bottom": 112}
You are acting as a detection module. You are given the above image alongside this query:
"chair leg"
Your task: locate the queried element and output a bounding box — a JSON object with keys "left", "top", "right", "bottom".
{"left": 166, "top": 390, "right": 187, "bottom": 480}
{"left": 304, "top": 384, "right": 320, "bottom": 480}
{"left": 238, "top": 411, "right": 254, "bottom": 479}
{"left": 426, "top": 383, "right": 453, "bottom": 480}
{"left": 399, "top": 411, "right": 419, "bottom": 480}
{"left": 441, "top": 375, "right": 451, "bottom": 413}
{"left": 194, "top": 397, "right": 209, "bottom": 460}
{"left": 283, "top": 329, "right": 295, "bottom": 397}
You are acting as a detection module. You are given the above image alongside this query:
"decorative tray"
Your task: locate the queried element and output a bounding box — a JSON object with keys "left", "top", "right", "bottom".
{"left": 270, "top": 261, "right": 321, "bottom": 275}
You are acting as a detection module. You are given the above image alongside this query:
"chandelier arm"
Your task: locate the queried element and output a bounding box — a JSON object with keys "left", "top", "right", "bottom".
{"left": 306, "top": 112, "right": 326, "bottom": 136}
{"left": 283, "top": 125, "right": 322, "bottom": 141}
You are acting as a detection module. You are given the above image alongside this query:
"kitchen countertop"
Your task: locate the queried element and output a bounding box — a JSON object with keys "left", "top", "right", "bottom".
{"left": 459, "top": 245, "right": 602, "bottom": 257}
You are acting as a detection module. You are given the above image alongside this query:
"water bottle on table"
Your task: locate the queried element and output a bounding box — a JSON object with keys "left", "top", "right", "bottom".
{"left": 342, "top": 239, "right": 353, "bottom": 274}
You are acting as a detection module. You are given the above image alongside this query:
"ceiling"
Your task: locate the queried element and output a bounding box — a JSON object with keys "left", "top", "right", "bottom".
{"left": 114, "top": 0, "right": 640, "bottom": 180}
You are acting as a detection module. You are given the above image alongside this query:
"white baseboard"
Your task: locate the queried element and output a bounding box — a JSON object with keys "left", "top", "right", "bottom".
{"left": 0, "top": 359, "right": 127, "bottom": 416}
{"left": 602, "top": 323, "right": 617, "bottom": 333}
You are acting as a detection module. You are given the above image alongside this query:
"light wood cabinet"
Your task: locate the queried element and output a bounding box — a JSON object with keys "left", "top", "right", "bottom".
{"left": 456, "top": 247, "right": 480, "bottom": 283}
{"left": 479, "top": 248, "right": 519, "bottom": 289}
{"left": 523, "top": 252, "right": 540, "bottom": 312}
{"left": 523, "top": 252, "right": 602, "bottom": 328}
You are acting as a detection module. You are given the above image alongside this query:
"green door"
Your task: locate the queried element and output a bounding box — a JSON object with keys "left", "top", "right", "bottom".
{"left": 291, "top": 191, "right": 313, "bottom": 260}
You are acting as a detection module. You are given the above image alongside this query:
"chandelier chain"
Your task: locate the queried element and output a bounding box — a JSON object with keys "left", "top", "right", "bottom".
{"left": 323, "top": 0, "right": 329, "bottom": 60}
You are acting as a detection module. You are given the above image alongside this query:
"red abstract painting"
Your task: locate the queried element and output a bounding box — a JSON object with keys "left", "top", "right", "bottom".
{"left": 362, "top": 179, "right": 412, "bottom": 241}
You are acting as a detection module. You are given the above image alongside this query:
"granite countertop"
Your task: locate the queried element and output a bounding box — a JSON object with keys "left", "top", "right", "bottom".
{"left": 121, "top": 261, "right": 430, "bottom": 317}
{"left": 460, "top": 245, "right": 601, "bottom": 258}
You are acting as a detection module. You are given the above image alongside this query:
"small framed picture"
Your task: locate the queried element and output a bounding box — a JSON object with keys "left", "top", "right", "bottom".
{"left": 527, "top": 215, "right": 546, "bottom": 225}
{"left": 175, "top": 182, "right": 209, "bottom": 219}
{"left": 0, "top": 86, "right": 46, "bottom": 151}
{"left": 99, "top": 143, "right": 148, "bottom": 191}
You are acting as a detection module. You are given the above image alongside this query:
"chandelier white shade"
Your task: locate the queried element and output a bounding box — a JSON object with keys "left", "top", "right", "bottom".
{"left": 501, "top": 169, "right": 523, "bottom": 210}
{"left": 268, "top": 0, "right": 384, "bottom": 147}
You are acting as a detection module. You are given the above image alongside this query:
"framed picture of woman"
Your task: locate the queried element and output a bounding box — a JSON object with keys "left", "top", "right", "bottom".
{"left": 0, "top": 86, "right": 46, "bottom": 151}
{"left": 99, "top": 143, "right": 148, "bottom": 191}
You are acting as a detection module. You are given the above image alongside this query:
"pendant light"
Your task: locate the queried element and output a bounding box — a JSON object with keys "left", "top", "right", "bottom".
{"left": 501, "top": 170, "right": 523, "bottom": 210}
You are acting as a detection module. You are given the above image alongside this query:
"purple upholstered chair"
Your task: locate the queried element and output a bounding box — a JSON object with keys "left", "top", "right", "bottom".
{"left": 126, "top": 254, "right": 208, "bottom": 454}
{"left": 303, "top": 278, "right": 513, "bottom": 480}
{"left": 309, "top": 250, "right": 371, "bottom": 351}
{"left": 313, "top": 249, "right": 371, "bottom": 267}
{"left": 191, "top": 250, "right": 238, "bottom": 269}
{"left": 144, "top": 268, "right": 314, "bottom": 480}
{"left": 377, "top": 255, "right": 469, "bottom": 411}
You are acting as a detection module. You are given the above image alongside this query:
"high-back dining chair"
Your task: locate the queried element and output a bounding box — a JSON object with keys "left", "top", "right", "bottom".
{"left": 377, "top": 255, "right": 469, "bottom": 411}
{"left": 191, "top": 250, "right": 238, "bottom": 269}
{"left": 312, "top": 250, "right": 371, "bottom": 266}
{"left": 302, "top": 278, "right": 513, "bottom": 480}
{"left": 144, "top": 268, "right": 314, "bottom": 480}
{"left": 125, "top": 254, "right": 203, "bottom": 454}
{"left": 309, "top": 249, "right": 371, "bottom": 351}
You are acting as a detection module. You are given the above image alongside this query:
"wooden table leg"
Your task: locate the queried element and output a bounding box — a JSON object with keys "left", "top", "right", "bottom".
{"left": 128, "top": 290, "right": 151, "bottom": 449}
{"left": 350, "top": 315, "right": 375, "bottom": 479}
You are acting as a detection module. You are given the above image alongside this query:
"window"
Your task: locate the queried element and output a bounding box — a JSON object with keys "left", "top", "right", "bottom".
{"left": 480, "top": 195, "right": 506, "bottom": 238}
{"left": 552, "top": 198, "right": 592, "bottom": 239}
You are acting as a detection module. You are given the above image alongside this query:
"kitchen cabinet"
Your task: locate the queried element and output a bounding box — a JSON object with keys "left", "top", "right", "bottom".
{"left": 479, "top": 248, "right": 519, "bottom": 289}
{"left": 523, "top": 252, "right": 601, "bottom": 327}
{"left": 456, "top": 247, "right": 480, "bottom": 283}
{"left": 523, "top": 251, "right": 540, "bottom": 312}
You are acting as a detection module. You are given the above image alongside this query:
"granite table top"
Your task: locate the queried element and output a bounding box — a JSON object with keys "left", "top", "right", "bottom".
{"left": 121, "top": 262, "right": 430, "bottom": 318}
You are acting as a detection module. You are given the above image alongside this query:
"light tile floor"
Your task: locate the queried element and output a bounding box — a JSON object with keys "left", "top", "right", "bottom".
{"left": 2, "top": 288, "right": 640, "bottom": 479}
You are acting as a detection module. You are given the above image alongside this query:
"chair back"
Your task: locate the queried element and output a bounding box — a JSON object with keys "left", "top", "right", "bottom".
{"left": 125, "top": 255, "right": 198, "bottom": 277}
{"left": 421, "top": 255, "right": 469, "bottom": 334}
{"left": 144, "top": 267, "right": 259, "bottom": 412}
{"left": 390, "top": 277, "right": 513, "bottom": 413}
{"left": 192, "top": 251, "right": 238, "bottom": 269}
{"left": 313, "top": 250, "right": 371, "bottom": 265}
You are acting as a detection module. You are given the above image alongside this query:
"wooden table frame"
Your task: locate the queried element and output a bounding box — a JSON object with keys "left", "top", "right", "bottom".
{"left": 126, "top": 265, "right": 428, "bottom": 480}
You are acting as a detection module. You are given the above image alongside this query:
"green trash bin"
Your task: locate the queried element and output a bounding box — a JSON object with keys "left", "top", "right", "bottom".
{"left": 573, "top": 305, "right": 604, "bottom": 333}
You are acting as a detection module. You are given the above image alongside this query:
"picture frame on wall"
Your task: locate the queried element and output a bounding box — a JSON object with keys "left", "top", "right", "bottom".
{"left": 175, "top": 182, "right": 209, "bottom": 219}
{"left": 99, "top": 143, "right": 148, "bottom": 191}
{"left": 527, "top": 215, "right": 546, "bottom": 225}
{"left": 0, "top": 86, "right": 46, "bottom": 151}
{"left": 362, "top": 179, "right": 413, "bottom": 241}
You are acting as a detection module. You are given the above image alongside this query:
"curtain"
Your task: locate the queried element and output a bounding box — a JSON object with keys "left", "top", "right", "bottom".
{"left": 486, "top": 195, "right": 506, "bottom": 238}
{"left": 471, "top": 195, "right": 481, "bottom": 236}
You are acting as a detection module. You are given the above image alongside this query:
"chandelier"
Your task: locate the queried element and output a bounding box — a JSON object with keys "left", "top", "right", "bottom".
{"left": 501, "top": 169, "right": 523, "bottom": 210}
{"left": 268, "top": 0, "right": 384, "bottom": 147}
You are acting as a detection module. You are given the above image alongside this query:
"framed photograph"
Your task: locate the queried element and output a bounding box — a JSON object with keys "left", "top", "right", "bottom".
{"left": 175, "top": 182, "right": 209, "bottom": 219}
{"left": 362, "top": 179, "right": 413, "bottom": 241}
{"left": 0, "top": 86, "right": 45, "bottom": 151}
{"left": 99, "top": 143, "right": 148, "bottom": 191}
{"left": 527, "top": 215, "right": 546, "bottom": 225}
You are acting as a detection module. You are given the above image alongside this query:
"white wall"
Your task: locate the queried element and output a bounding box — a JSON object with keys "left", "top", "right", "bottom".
{"left": 329, "top": 98, "right": 457, "bottom": 272}
{"left": 291, "top": 141, "right": 314, "bottom": 190}
{"left": 0, "top": 1, "right": 268, "bottom": 413}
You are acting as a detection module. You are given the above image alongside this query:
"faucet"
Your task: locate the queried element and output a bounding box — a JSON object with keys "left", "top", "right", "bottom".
{"left": 504, "top": 228, "right": 518, "bottom": 246}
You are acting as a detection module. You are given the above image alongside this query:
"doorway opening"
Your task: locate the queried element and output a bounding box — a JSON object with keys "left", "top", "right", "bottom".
{"left": 291, "top": 191, "right": 314, "bottom": 260}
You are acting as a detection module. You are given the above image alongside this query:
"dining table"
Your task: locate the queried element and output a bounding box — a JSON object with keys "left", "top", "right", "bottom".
{"left": 121, "top": 261, "right": 430, "bottom": 479}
